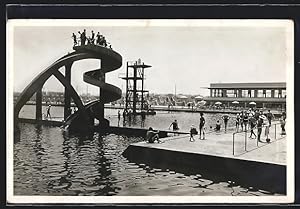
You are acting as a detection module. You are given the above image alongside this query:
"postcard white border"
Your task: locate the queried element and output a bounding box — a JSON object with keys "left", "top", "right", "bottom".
{"left": 7, "top": 19, "right": 295, "bottom": 204}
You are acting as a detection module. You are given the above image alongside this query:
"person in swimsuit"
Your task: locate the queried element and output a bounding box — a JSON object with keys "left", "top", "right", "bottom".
{"left": 257, "top": 116, "right": 263, "bottom": 142}
{"left": 46, "top": 104, "right": 52, "bottom": 120}
{"left": 199, "top": 112, "right": 206, "bottom": 140}
{"left": 222, "top": 115, "right": 230, "bottom": 131}
{"left": 189, "top": 125, "right": 198, "bottom": 142}
{"left": 266, "top": 109, "right": 274, "bottom": 127}
{"left": 235, "top": 113, "right": 240, "bottom": 131}
{"left": 146, "top": 127, "right": 161, "bottom": 143}
{"left": 243, "top": 112, "right": 249, "bottom": 131}
{"left": 240, "top": 111, "right": 245, "bottom": 131}
{"left": 249, "top": 114, "right": 257, "bottom": 139}
{"left": 72, "top": 33, "right": 77, "bottom": 46}
{"left": 169, "top": 119, "right": 179, "bottom": 135}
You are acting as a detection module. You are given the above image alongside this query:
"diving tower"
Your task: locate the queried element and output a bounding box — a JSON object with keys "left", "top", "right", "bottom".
{"left": 121, "top": 59, "right": 152, "bottom": 115}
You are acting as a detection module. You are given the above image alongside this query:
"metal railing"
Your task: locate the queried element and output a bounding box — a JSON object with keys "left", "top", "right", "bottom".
{"left": 232, "top": 121, "right": 285, "bottom": 156}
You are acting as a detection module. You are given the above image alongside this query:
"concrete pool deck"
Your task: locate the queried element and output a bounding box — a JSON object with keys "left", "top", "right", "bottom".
{"left": 131, "top": 126, "right": 286, "bottom": 165}
{"left": 123, "top": 124, "right": 287, "bottom": 193}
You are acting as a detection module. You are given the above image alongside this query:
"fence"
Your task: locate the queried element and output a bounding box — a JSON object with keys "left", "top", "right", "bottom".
{"left": 232, "top": 122, "right": 286, "bottom": 156}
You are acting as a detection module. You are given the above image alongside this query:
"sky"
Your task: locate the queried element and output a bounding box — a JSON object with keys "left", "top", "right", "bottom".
{"left": 10, "top": 20, "right": 291, "bottom": 96}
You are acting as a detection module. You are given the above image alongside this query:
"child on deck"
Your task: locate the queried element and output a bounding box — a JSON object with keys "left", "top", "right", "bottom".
{"left": 190, "top": 125, "right": 198, "bottom": 142}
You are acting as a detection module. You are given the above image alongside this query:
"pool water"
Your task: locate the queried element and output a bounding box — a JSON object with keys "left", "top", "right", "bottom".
{"left": 14, "top": 107, "right": 279, "bottom": 196}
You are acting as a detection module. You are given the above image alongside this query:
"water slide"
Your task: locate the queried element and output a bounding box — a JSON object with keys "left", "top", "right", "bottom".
{"left": 14, "top": 45, "right": 122, "bottom": 132}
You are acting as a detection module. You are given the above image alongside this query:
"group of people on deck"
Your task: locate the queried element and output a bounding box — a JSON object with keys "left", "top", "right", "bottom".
{"left": 146, "top": 108, "right": 286, "bottom": 144}
{"left": 146, "top": 113, "right": 206, "bottom": 143}
{"left": 72, "top": 29, "right": 112, "bottom": 49}
{"left": 234, "top": 109, "right": 286, "bottom": 142}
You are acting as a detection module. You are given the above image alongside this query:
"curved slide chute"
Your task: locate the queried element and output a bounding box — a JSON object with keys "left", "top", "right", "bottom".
{"left": 14, "top": 45, "right": 122, "bottom": 133}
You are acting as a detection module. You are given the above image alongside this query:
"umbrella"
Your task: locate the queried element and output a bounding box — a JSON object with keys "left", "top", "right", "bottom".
{"left": 178, "top": 95, "right": 188, "bottom": 99}
{"left": 215, "top": 101, "right": 222, "bottom": 105}
{"left": 232, "top": 101, "right": 239, "bottom": 104}
{"left": 195, "top": 95, "right": 203, "bottom": 99}
{"left": 249, "top": 102, "right": 256, "bottom": 105}
{"left": 197, "top": 100, "right": 206, "bottom": 106}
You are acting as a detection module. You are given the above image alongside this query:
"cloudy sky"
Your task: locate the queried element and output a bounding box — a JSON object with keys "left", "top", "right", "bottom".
{"left": 9, "top": 20, "right": 291, "bottom": 96}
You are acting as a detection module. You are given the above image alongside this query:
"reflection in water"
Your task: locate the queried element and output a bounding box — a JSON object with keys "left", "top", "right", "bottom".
{"left": 14, "top": 125, "right": 21, "bottom": 143}
{"left": 33, "top": 125, "right": 45, "bottom": 172}
{"left": 141, "top": 119, "right": 145, "bottom": 128}
{"left": 93, "top": 134, "right": 118, "bottom": 195}
{"left": 122, "top": 115, "right": 143, "bottom": 128}
{"left": 13, "top": 111, "right": 280, "bottom": 196}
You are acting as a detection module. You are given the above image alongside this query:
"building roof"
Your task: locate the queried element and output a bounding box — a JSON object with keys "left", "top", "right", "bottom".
{"left": 209, "top": 82, "right": 286, "bottom": 89}
{"left": 204, "top": 97, "right": 286, "bottom": 103}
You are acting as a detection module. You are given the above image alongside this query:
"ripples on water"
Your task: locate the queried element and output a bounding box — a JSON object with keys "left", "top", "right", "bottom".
{"left": 14, "top": 107, "right": 279, "bottom": 196}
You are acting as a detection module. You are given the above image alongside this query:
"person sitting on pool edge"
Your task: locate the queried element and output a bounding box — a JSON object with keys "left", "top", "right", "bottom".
{"left": 146, "top": 127, "right": 161, "bottom": 143}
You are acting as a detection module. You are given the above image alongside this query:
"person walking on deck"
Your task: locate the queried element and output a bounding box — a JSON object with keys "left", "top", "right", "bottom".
{"left": 199, "top": 112, "right": 206, "bottom": 140}
{"left": 118, "top": 110, "right": 121, "bottom": 121}
{"left": 249, "top": 114, "right": 257, "bottom": 139}
{"left": 222, "top": 114, "right": 230, "bottom": 131}
{"left": 257, "top": 116, "right": 263, "bottom": 142}
{"left": 263, "top": 115, "right": 271, "bottom": 142}
{"left": 46, "top": 104, "right": 52, "bottom": 120}
{"left": 280, "top": 116, "right": 286, "bottom": 135}
{"left": 254, "top": 109, "right": 260, "bottom": 121}
{"left": 235, "top": 113, "right": 240, "bottom": 131}
{"left": 240, "top": 111, "right": 245, "bottom": 131}
{"left": 243, "top": 112, "right": 249, "bottom": 131}
{"left": 266, "top": 109, "right": 274, "bottom": 127}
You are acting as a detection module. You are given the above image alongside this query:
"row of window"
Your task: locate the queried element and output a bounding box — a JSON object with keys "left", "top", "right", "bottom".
{"left": 211, "top": 89, "right": 286, "bottom": 98}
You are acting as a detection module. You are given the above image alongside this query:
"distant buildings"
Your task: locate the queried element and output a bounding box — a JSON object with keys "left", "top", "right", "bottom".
{"left": 13, "top": 91, "right": 99, "bottom": 105}
{"left": 205, "top": 82, "right": 286, "bottom": 109}
{"left": 13, "top": 91, "right": 204, "bottom": 107}
{"left": 15, "top": 82, "right": 285, "bottom": 110}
